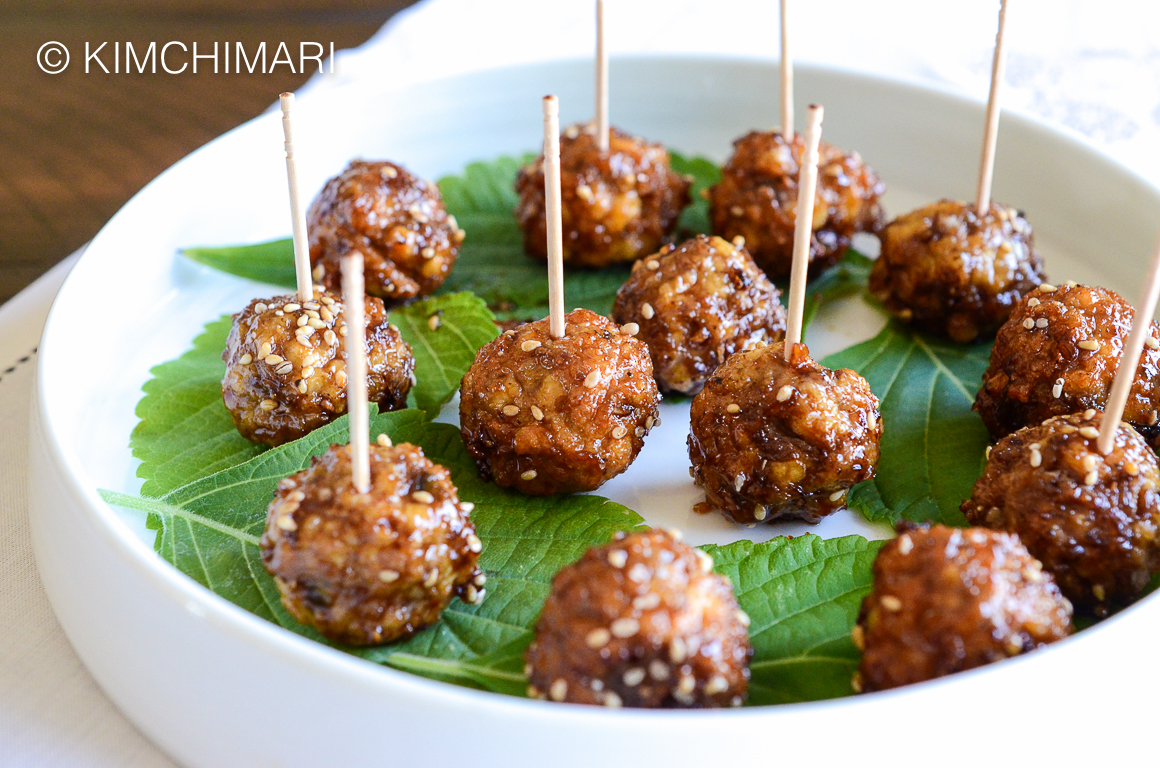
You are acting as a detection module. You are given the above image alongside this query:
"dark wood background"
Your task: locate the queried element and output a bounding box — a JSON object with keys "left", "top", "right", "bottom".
{"left": 0, "top": 0, "right": 418, "bottom": 302}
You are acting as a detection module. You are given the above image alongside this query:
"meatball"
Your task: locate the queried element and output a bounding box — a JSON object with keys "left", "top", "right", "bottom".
{"left": 707, "top": 130, "right": 885, "bottom": 279}
{"left": 307, "top": 159, "right": 463, "bottom": 305}
{"left": 525, "top": 529, "right": 751, "bottom": 708}
{"left": 260, "top": 440, "right": 484, "bottom": 646}
{"left": 868, "top": 200, "right": 1044, "bottom": 343}
{"left": 854, "top": 524, "right": 1072, "bottom": 693}
{"left": 963, "top": 410, "right": 1160, "bottom": 614}
{"left": 688, "top": 341, "right": 881, "bottom": 525}
{"left": 459, "top": 308, "right": 660, "bottom": 496}
{"left": 975, "top": 282, "right": 1160, "bottom": 443}
{"left": 222, "top": 288, "right": 414, "bottom": 446}
{"left": 611, "top": 235, "right": 787, "bottom": 396}
{"left": 514, "top": 124, "right": 692, "bottom": 268}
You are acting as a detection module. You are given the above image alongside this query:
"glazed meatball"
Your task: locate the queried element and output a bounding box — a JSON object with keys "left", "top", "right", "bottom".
{"left": 963, "top": 410, "right": 1160, "bottom": 614}
{"left": 222, "top": 288, "right": 414, "bottom": 446}
{"left": 976, "top": 282, "right": 1160, "bottom": 443}
{"left": 308, "top": 159, "right": 463, "bottom": 305}
{"left": 526, "top": 529, "right": 751, "bottom": 708}
{"left": 688, "top": 341, "right": 881, "bottom": 525}
{"left": 708, "top": 130, "right": 885, "bottom": 279}
{"left": 854, "top": 524, "right": 1072, "bottom": 693}
{"left": 514, "top": 124, "right": 692, "bottom": 268}
{"left": 459, "top": 308, "right": 660, "bottom": 496}
{"left": 261, "top": 440, "right": 485, "bottom": 646}
{"left": 611, "top": 235, "right": 787, "bottom": 396}
{"left": 868, "top": 200, "right": 1044, "bottom": 343}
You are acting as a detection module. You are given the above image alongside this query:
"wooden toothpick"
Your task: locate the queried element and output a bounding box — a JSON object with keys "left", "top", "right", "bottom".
{"left": 783, "top": 104, "right": 824, "bottom": 359}
{"left": 595, "top": 0, "right": 609, "bottom": 152}
{"left": 279, "top": 93, "right": 315, "bottom": 303}
{"left": 1098, "top": 229, "right": 1160, "bottom": 455}
{"left": 543, "top": 95, "right": 566, "bottom": 339}
{"left": 341, "top": 252, "right": 370, "bottom": 493}
{"left": 779, "top": 0, "right": 793, "bottom": 141}
{"left": 975, "top": 0, "right": 1009, "bottom": 215}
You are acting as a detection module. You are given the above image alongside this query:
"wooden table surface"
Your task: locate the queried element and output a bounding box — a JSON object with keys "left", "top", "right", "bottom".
{"left": 0, "top": 0, "right": 417, "bottom": 303}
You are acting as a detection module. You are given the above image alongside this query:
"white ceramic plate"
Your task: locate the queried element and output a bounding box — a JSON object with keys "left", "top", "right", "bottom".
{"left": 29, "top": 57, "right": 1160, "bottom": 766}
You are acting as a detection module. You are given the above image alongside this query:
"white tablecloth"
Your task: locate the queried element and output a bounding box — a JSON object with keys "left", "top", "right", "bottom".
{"left": 3, "top": 1, "right": 1159, "bottom": 765}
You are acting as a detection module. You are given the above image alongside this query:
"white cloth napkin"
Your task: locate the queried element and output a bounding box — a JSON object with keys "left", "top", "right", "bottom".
{"left": 4, "top": 1, "right": 1160, "bottom": 765}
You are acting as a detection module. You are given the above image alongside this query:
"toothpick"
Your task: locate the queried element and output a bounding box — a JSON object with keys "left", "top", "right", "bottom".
{"left": 595, "top": 0, "right": 609, "bottom": 152}
{"left": 779, "top": 0, "right": 793, "bottom": 141}
{"left": 543, "top": 95, "right": 566, "bottom": 339}
{"left": 784, "top": 104, "right": 824, "bottom": 359}
{"left": 279, "top": 93, "right": 314, "bottom": 303}
{"left": 1099, "top": 229, "right": 1160, "bottom": 455}
{"left": 975, "top": 0, "right": 1009, "bottom": 215}
{"left": 341, "top": 252, "right": 370, "bottom": 493}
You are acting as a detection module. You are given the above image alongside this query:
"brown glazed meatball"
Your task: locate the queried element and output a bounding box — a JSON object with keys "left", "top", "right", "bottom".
{"left": 526, "top": 529, "right": 751, "bottom": 708}
{"left": 459, "top": 308, "right": 660, "bottom": 496}
{"left": 261, "top": 441, "right": 485, "bottom": 646}
{"left": 222, "top": 288, "right": 414, "bottom": 446}
{"left": 514, "top": 124, "right": 692, "bottom": 268}
{"left": 963, "top": 411, "right": 1160, "bottom": 615}
{"left": 688, "top": 341, "right": 881, "bottom": 525}
{"left": 708, "top": 130, "right": 885, "bottom": 279}
{"left": 976, "top": 282, "right": 1160, "bottom": 443}
{"left": 611, "top": 235, "right": 788, "bottom": 396}
{"left": 854, "top": 524, "right": 1072, "bottom": 693}
{"left": 868, "top": 199, "right": 1044, "bottom": 343}
{"left": 308, "top": 159, "right": 463, "bottom": 305}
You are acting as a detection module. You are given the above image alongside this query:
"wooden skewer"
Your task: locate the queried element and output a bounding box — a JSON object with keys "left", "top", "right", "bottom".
{"left": 341, "top": 252, "right": 370, "bottom": 492}
{"left": 543, "top": 95, "right": 566, "bottom": 339}
{"left": 783, "top": 104, "right": 824, "bottom": 359}
{"left": 779, "top": 0, "right": 793, "bottom": 141}
{"left": 279, "top": 93, "right": 315, "bottom": 304}
{"left": 595, "top": 0, "right": 609, "bottom": 152}
{"left": 1098, "top": 229, "right": 1160, "bottom": 455}
{"left": 975, "top": 0, "right": 1009, "bottom": 215}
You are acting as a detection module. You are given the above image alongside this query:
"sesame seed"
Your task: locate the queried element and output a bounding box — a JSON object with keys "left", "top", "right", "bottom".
{"left": 465, "top": 585, "right": 480, "bottom": 604}
{"left": 276, "top": 362, "right": 293, "bottom": 375}
{"left": 1052, "top": 382, "right": 1063, "bottom": 398}
{"left": 531, "top": 406, "right": 544, "bottom": 421}
{"left": 753, "top": 506, "right": 768, "bottom": 522}
{"left": 296, "top": 380, "right": 308, "bottom": 394}
{"left": 254, "top": 303, "right": 268, "bottom": 313}
{"left": 502, "top": 405, "right": 520, "bottom": 416}
{"left": 986, "top": 446, "right": 992, "bottom": 459}
{"left": 1080, "top": 426, "right": 1100, "bottom": 439}
{"left": 621, "top": 322, "right": 639, "bottom": 336}
{"left": 696, "top": 549, "right": 714, "bottom": 573}
{"left": 776, "top": 385, "right": 795, "bottom": 402}
{"left": 520, "top": 469, "right": 538, "bottom": 481}
{"left": 623, "top": 668, "right": 646, "bottom": 687}
{"left": 473, "top": 572, "right": 486, "bottom": 586}
{"left": 1126, "top": 461, "right": 1139, "bottom": 476}
{"left": 611, "top": 618, "right": 640, "bottom": 638}
{"left": 732, "top": 235, "right": 746, "bottom": 248}
{"left": 258, "top": 342, "right": 272, "bottom": 358}
{"left": 730, "top": 205, "right": 744, "bottom": 217}
{"left": 584, "top": 370, "right": 601, "bottom": 388}
{"left": 421, "top": 247, "right": 435, "bottom": 259}
{"left": 576, "top": 184, "right": 594, "bottom": 201}
{"left": 649, "top": 660, "right": 670, "bottom": 680}
{"left": 520, "top": 339, "right": 542, "bottom": 352}
{"left": 265, "top": 354, "right": 284, "bottom": 365}
{"left": 1078, "top": 339, "right": 1100, "bottom": 351}
{"left": 705, "top": 675, "right": 729, "bottom": 695}
{"left": 829, "top": 490, "right": 845, "bottom": 502}
{"left": 1036, "top": 318, "right": 1048, "bottom": 329}
{"left": 381, "top": 165, "right": 398, "bottom": 178}
{"left": 411, "top": 490, "right": 435, "bottom": 504}
{"left": 527, "top": 685, "right": 542, "bottom": 699}
{"left": 641, "top": 303, "right": 655, "bottom": 320}
{"left": 1022, "top": 318, "right": 1035, "bottom": 330}
{"left": 1093, "top": 584, "right": 1107, "bottom": 602}
{"left": 297, "top": 315, "right": 310, "bottom": 327}
{"left": 897, "top": 534, "right": 913, "bottom": 555}
{"left": 669, "top": 638, "right": 687, "bottom": 663}
{"left": 646, "top": 259, "right": 660, "bottom": 270}
{"left": 465, "top": 533, "right": 483, "bottom": 553}
{"left": 321, "top": 295, "right": 335, "bottom": 305}
{"left": 259, "top": 399, "right": 277, "bottom": 411}
{"left": 627, "top": 563, "right": 651, "bottom": 583}
{"left": 607, "top": 549, "right": 628, "bottom": 568}
{"left": 1030, "top": 448, "right": 1042, "bottom": 467}
{"left": 276, "top": 514, "right": 296, "bottom": 531}
{"left": 633, "top": 593, "right": 661, "bottom": 610}
{"left": 456, "top": 229, "right": 466, "bottom": 241}
{"left": 1082, "top": 454, "right": 1099, "bottom": 471}
{"left": 297, "top": 326, "right": 315, "bottom": 339}
{"left": 1027, "top": 298, "right": 1040, "bottom": 307}
{"left": 645, "top": 415, "right": 655, "bottom": 428}
{"left": 307, "top": 317, "right": 325, "bottom": 330}
{"left": 603, "top": 692, "right": 623, "bottom": 708}
{"left": 612, "top": 425, "right": 628, "bottom": 439}
{"left": 586, "top": 628, "right": 611, "bottom": 648}
{"left": 1148, "top": 337, "right": 1160, "bottom": 350}
{"left": 423, "top": 570, "right": 439, "bottom": 588}
{"left": 324, "top": 330, "right": 338, "bottom": 346}
{"left": 1084, "top": 470, "right": 1098, "bottom": 486}
{"left": 284, "top": 303, "right": 300, "bottom": 312}
{"left": 1083, "top": 408, "right": 1097, "bottom": 419}
{"left": 461, "top": 502, "right": 475, "bottom": 513}
{"left": 375, "top": 569, "right": 400, "bottom": 584}
{"left": 677, "top": 675, "right": 696, "bottom": 695}
{"left": 1039, "top": 284, "right": 1057, "bottom": 293}
{"left": 880, "top": 595, "right": 903, "bottom": 611}
{"left": 428, "top": 314, "right": 442, "bottom": 331}
{"left": 851, "top": 673, "right": 863, "bottom": 693}
{"left": 376, "top": 433, "right": 392, "bottom": 446}
{"left": 734, "top": 475, "right": 745, "bottom": 492}
{"left": 238, "top": 353, "right": 252, "bottom": 365}
{"left": 726, "top": 403, "right": 741, "bottom": 414}
{"left": 548, "top": 679, "right": 568, "bottom": 702}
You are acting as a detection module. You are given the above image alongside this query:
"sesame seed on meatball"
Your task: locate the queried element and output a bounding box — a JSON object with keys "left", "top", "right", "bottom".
{"left": 868, "top": 199, "right": 1044, "bottom": 343}
{"left": 261, "top": 440, "right": 484, "bottom": 646}
{"left": 308, "top": 159, "right": 463, "bottom": 305}
{"left": 708, "top": 130, "right": 885, "bottom": 279}
{"left": 854, "top": 524, "right": 1072, "bottom": 693}
{"left": 222, "top": 288, "right": 414, "bottom": 446}
{"left": 611, "top": 235, "right": 787, "bottom": 396}
{"left": 514, "top": 124, "right": 691, "bottom": 268}
{"left": 688, "top": 341, "right": 881, "bottom": 525}
{"left": 976, "top": 282, "right": 1160, "bottom": 443}
{"left": 458, "top": 308, "right": 660, "bottom": 496}
{"left": 963, "top": 410, "right": 1160, "bottom": 615}
{"left": 526, "top": 529, "right": 751, "bottom": 708}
